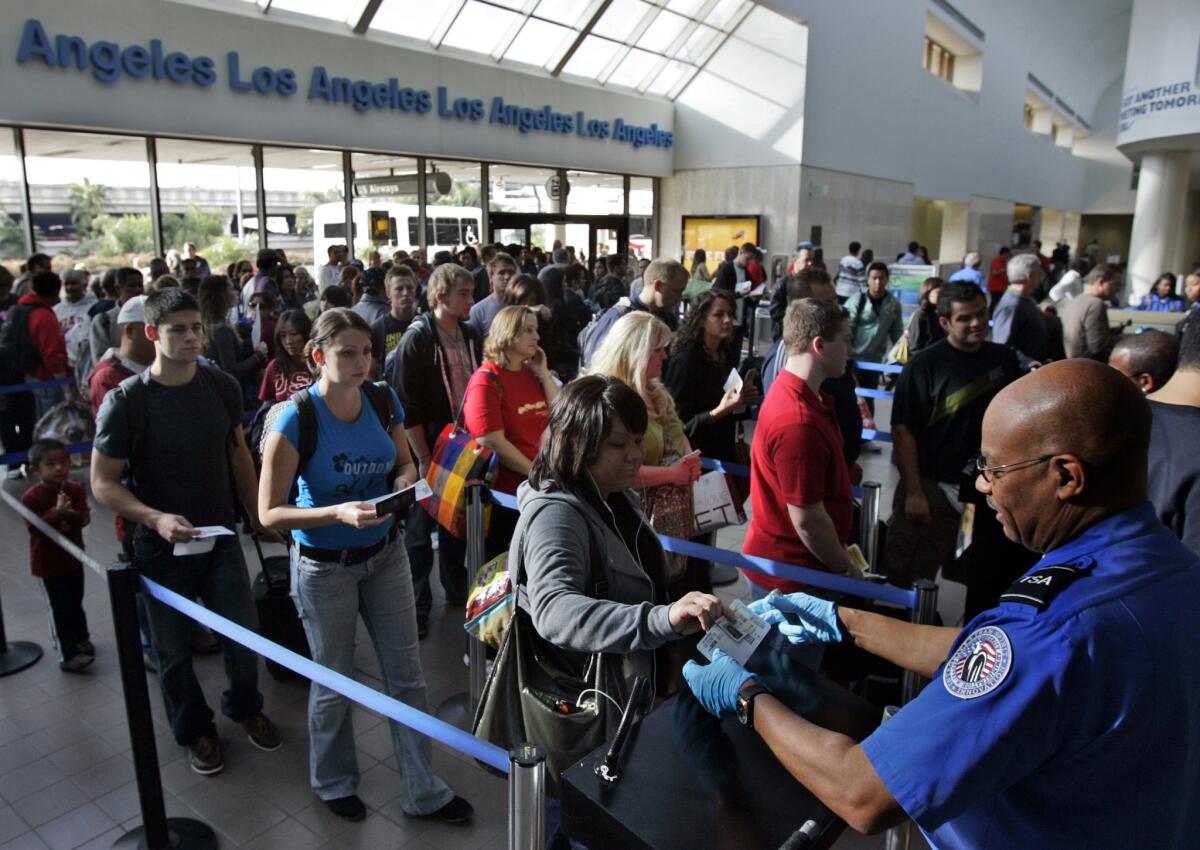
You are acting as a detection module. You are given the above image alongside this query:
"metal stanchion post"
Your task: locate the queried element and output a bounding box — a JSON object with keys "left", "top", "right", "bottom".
{"left": 899, "top": 579, "right": 939, "bottom": 706}
{"left": 465, "top": 482, "right": 487, "bottom": 711}
{"left": 508, "top": 743, "right": 545, "bottom": 850}
{"left": 858, "top": 481, "right": 882, "bottom": 570}
{"left": 886, "top": 579, "right": 936, "bottom": 850}
{"left": 107, "top": 562, "right": 217, "bottom": 850}
{"left": 436, "top": 481, "right": 488, "bottom": 729}
{"left": 0, "top": 582, "right": 42, "bottom": 676}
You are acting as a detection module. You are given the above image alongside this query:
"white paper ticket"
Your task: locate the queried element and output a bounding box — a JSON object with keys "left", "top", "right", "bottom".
{"left": 698, "top": 598, "right": 769, "bottom": 665}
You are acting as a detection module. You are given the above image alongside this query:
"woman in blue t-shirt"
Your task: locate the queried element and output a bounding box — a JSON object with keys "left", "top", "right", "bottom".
{"left": 258, "top": 308, "right": 472, "bottom": 825}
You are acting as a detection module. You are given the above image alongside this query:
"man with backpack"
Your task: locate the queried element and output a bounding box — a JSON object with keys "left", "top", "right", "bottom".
{"left": 844, "top": 262, "right": 905, "bottom": 417}
{"left": 0, "top": 271, "right": 68, "bottom": 476}
{"left": 581, "top": 258, "right": 686, "bottom": 366}
{"left": 91, "top": 288, "right": 285, "bottom": 776}
{"left": 389, "top": 264, "right": 481, "bottom": 638}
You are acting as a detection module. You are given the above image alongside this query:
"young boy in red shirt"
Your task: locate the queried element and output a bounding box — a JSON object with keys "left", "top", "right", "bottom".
{"left": 21, "top": 438, "right": 93, "bottom": 671}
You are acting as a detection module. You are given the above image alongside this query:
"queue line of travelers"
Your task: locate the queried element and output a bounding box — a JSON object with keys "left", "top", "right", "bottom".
{"left": 5, "top": 236, "right": 1200, "bottom": 848}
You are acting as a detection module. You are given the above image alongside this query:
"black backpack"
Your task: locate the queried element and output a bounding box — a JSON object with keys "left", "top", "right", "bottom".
{"left": 579, "top": 302, "right": 632, "bottom": 367}
{"left": 0, "top": 302, "right": 50, "bottom": 385}
{"left": 255, "top": 381, "right": 398, "bottom": 488}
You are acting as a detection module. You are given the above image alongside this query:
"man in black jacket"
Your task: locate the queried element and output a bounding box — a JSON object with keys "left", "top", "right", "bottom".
{"left": 389, "top": 264, "right": 482, "bottom": 636}
{"left": 770, "top": 242, "right": 815, "bottom": 341}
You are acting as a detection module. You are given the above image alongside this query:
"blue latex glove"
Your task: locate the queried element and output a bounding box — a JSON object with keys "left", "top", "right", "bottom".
{"left": 748, "top": 591, "right": 843, "bottom": 646}
{"left": 682, "top": 650, "right": 755, "bottom": 717}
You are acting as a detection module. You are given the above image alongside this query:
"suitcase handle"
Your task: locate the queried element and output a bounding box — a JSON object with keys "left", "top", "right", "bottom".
{"left": 251, "top": 534, "right": 292, "bottom": 592}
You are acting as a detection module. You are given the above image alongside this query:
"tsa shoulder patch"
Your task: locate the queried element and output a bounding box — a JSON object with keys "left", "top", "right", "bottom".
{"left": 942, "top": 625, "right": 1013, "bottom": 700}
{"left": 999, "top": 563, "right": 1084, "bottom": 612}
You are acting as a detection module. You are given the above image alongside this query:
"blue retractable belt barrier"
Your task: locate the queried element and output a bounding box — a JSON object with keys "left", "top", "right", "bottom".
{"left": 0, "top": 440, "right": 93, "bottom": 467}
{"left": 0, "top": 376, "right": 77, "bottom": 396}
{"left": 855, "top": 387, "right": 894, "bottom": 400}
{"left": 699, "top": 457, "right": 751, "bottom": 478}
{"left": 861, "top": 428, "right": 893, "bottom": 443}
{"left": 655, "top": 534, "right": 918, "bottom": 608}
{"left": 851, "top": 360, "right": 903, "bottom": 375}
{"left": 138, "top": 576, "right": 511, "bottom": 774}
{"left": 486, "top": 489, "right": 916, "bottom": 609}
{"left": 0, "top": 486, "right": 511, "bottom": 774}
{"left": 699, "top": 456, "right": 863, "bottom": 497}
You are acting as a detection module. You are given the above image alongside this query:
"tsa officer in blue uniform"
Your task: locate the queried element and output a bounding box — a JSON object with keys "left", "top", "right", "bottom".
{"left": 683, "top": 359, "right": 1200, "bottom": 848}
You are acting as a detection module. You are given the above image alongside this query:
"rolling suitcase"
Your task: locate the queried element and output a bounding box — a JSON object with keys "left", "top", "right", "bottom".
{"left": 251, "top": 538, "right": 311, "bottom": 682}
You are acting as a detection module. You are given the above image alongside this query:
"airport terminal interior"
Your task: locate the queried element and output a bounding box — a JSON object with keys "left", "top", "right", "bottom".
{"left": 0, "top": 0, "right": 1198, "bottom": 848}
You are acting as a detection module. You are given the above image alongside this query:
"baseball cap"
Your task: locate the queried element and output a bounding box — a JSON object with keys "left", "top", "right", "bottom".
{"left": 117, "top": 295, "right": 146, "bottom": 325}
{"left": 795, "top": 241, "right": 815, "bottom": 251}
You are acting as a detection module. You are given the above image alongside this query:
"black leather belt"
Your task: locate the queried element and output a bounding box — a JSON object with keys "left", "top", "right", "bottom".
{"left": 298, "top": 525, "right": 398, "bottom": 566}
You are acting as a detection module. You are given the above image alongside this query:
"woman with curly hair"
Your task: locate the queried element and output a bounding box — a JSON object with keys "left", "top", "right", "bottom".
{"left": 198, "top": 274, "right": 266, "bottom": 392}
{"left": 662, "top": 288, "right": 759, "bottom": 464}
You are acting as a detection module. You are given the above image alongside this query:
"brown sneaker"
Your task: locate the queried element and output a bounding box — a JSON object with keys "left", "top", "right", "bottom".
{"left": 240, "top": 712, "right": 282, "bottom": 752}
{"left": 187, "top": 734, "right": 224, "bottom": 775}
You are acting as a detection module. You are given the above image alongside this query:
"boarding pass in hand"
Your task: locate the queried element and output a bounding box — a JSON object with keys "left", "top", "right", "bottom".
{"left": 698, "top": 598, "right": 769, "bottom": 665}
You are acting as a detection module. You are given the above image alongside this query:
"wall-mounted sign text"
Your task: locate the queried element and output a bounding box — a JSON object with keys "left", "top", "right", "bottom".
{"left": 16, "top": 19, "right": 674, "bottom": 150}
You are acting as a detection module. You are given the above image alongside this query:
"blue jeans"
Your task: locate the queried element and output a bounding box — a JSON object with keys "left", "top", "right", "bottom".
{"left": 134, "top": 534, "right": 263, "bottom": 745}
{"left": 405, "top": 503, "right": 468, "bottom": 620}
{"left": 31, "top": 382, "right": 63, "bottom": 419}
{"left": 291, "top": 536, "right": 453, "bottom": 814}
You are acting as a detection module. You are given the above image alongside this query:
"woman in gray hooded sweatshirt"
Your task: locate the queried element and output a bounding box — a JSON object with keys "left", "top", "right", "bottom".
{"left": 510, "top": 375, "right": 725, "bottom": 848}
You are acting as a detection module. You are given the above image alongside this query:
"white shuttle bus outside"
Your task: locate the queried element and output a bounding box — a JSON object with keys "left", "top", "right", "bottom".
{"left": 312, "top": 202, "right": 481, "bottom": 260}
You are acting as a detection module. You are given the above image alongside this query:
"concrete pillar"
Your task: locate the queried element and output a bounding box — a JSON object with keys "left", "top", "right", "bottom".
{"left": 939, "top": 201, "right": 969, "bottom": 266}
{"left": 1127, "top": 151, "right": 1191, "bottom": 300}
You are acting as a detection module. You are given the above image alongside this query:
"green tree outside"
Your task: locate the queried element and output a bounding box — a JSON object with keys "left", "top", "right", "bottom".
{"left": 67, "top": 178, "right": 109, "bottom": 238}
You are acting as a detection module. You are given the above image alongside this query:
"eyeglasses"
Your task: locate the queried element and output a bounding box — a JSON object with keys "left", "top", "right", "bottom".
{"left": 974, "top": 454, "right": 1053, "bottom": 483}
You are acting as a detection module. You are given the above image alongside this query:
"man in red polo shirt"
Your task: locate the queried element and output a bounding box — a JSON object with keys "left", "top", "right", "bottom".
{"left": 744, "top": 298, "right": 860, "bottom": 597}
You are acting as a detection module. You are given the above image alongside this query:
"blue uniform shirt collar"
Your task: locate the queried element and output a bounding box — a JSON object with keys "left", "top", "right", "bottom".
{"left": 1034, "top": 501, "right": 1159, "bottom": 569}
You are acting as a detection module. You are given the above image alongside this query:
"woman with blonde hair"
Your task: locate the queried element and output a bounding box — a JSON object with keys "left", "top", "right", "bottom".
{"left": 589, "top": 311, "right": 702, "bottom": 593}
{"left": 258, "top": 307, "right": 472, "bottom": 825}
{"left": 463, "top": 304, "right": 560, "bottom": 557}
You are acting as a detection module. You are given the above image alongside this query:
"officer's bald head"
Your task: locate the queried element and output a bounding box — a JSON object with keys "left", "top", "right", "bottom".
{"left": 981, "top": 361, "right": 1149, "bottom": 551}
{"left": 988, "top": 360, "right": 1149, "bottom": 483}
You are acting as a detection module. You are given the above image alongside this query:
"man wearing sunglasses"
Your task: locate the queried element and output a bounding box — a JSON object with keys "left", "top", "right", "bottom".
{"left": 684, "top": 359, "right": 1200, "bottom": 849}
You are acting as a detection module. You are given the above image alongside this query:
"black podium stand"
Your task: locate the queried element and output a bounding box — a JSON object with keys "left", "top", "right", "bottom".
{"left": 562, "top": 649, "right": 882, "bottom": 850}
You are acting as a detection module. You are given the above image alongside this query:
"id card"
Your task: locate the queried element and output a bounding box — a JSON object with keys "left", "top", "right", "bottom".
{"left": 698, "top": 599, "right": 769, "bottom": 665}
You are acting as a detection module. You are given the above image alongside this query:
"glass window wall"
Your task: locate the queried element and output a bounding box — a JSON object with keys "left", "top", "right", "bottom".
{"left": 427, "top": 159, "right": 483, "bottom": 254}
{"left": 565, "top": 170, "right": 624, "bottom": 215}
{"left": 2, "top": 124, "right": 652, "bottom": 283}
{"left": 348, "top": 152, "right": 421, "bottom": 260}
{"left": 22, "top": 129, "right": 152, "bottom": 269}
{"left": 629, "top": 176, "right": 655, "bottom": 259}
{"left": 0, "top": 131, "right": 25, "bottom": 269}
{"left": 489, "top": 164, "right": 559, "bottom": 215}
{"left": 261, "top": 146, "right": 345, "bottom": 268}
{"left": 154, "top": 138, "right": 256, "bottom": 278}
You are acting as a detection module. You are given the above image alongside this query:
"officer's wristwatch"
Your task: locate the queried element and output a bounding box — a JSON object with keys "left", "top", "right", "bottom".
{"left": 736, "top": 679, "right": 773, "bottom": 730}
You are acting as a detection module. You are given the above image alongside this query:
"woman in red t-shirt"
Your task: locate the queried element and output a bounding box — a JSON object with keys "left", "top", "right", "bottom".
{"left": 463, "top": 305, "right": 560, "bottom": 558}
{"left": 259, "top": 309, "right": 315, "bottom": 403}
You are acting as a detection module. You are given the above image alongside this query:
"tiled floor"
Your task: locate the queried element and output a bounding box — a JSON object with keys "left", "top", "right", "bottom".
{"left": 0, "top": 406, "right": 949, "bottom": 849}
